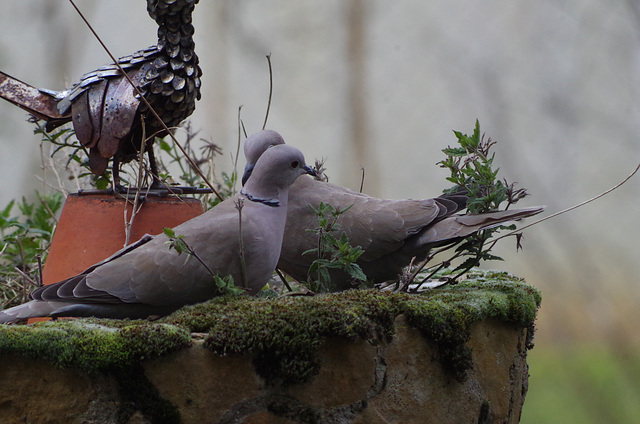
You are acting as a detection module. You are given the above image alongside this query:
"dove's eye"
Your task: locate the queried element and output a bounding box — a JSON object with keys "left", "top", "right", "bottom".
{"left": 291, "top": 160, "right": 299, "bottom": 169}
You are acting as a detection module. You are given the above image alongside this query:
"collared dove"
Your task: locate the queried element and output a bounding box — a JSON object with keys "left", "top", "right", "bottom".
{"left": 243, "top": 130, "right": 544, "bottom": 290}
{"left": 0, "top": 0, "right": 202, "bottom": 189}
{"left": 0, "top": 144, "right": 315, "bottom": 323}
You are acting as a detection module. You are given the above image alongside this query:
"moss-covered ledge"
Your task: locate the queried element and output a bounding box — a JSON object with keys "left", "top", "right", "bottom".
{"left": 163, "top": 270, "right": 540, "bottom": 383}
{"left": 0, "top": 270, "right": 541, "bottom": 424}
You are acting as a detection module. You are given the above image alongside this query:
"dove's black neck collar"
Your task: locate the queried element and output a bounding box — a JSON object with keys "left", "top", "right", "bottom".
{"left": 240, "top": 190, "right": 280, "bottom": 207}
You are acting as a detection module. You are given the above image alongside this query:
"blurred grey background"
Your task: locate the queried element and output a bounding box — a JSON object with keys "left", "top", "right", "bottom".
{"left": 1, "top": 1, "right": 640, "bottom": 419}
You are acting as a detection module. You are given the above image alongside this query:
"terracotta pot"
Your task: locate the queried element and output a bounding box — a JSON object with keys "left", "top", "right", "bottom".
{"left": 27, "top": 193, "right": 203, "bottom": 323}
{"left": 42, "top": 193, "right": 205, "bottom": 285}
{"left": 28, "top": 193, "right": 204, "bottom": 323}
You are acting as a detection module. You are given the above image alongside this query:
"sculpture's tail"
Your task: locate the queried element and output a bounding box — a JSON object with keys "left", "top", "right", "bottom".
{"left": 0, "top": 71, "right": 69, "bottom": 128}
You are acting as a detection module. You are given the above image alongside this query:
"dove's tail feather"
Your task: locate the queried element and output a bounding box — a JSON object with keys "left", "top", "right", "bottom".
{"left": 0, "top": 299, "right": 181, "bottom": 323}
{"left": 437, "top": 187, "right": 469, "bottom": 213}
{"left": 417, "top": 205, "right": 545, "bottom": 245}
{"left": 0, "top": 300, "right": 61, "bottom": 324}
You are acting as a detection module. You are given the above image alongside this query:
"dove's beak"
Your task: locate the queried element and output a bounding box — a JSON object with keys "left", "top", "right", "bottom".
{"left": 242, "top": 164, "right": 254, "bottom": 186}
{"left": 303, "top": 165, "right": 317, "bottom": 177}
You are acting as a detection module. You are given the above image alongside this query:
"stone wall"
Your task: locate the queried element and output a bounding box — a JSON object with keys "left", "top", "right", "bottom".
{"left": 0, "top": 317, "right": 530, "bottom": 424}
{"left": 0, "top": 272, "right": 540, "bottom": 423}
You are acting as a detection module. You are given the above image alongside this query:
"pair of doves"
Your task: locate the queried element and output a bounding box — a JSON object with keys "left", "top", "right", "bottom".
{"left": 0, "top": 131, "right": 543, "bottom": 323}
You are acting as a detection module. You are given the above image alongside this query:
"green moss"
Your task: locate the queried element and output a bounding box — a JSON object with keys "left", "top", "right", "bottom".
{"left": 0, "top": 270, "right": 541, "bottom": 385}
{"left": 0, "top": 320, "right": 190, "bottom": 373}
{"left": 162, "top": 269, "right": 541, "bottom": 384}
{"left": 163, "top": 290, "right": 401, "bottom": 384}
{"left": 0, "top": 319, "right": 189, "bottom": 422}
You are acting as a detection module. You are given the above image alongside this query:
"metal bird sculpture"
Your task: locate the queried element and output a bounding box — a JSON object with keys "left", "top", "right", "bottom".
{"left": 0, "top": 0, "right": 202, "bottom": 190}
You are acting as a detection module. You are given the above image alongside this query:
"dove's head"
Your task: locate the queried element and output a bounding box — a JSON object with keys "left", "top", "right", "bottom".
{"left": 243, "top": 130, "right": 287, "bottom": 185}
{"left": 243, "top": 144, "right": 316, "bottom": 200}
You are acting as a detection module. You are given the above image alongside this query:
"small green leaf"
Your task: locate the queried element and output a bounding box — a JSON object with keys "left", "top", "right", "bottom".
{"left": 442, "top": 147, "right": 468, "bottom": 157}
{"left": 95, "top": 177, "right": 110, "bottom": 190}
{"left": 159, "top": 140, "right": 172, "bottom": 153}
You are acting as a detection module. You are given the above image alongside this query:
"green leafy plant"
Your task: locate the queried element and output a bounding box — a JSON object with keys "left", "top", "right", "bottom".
{"left": 403, "top": 120, "right": 530, "bottom": 289}
{"left": 440, "top": 120, "right": 528, "bottom": 213}
{"left": 303, "top": 202, "right": 367, "bottom": 292}
{"left": 0, "top": 192, "right": 64, "bottom": 307}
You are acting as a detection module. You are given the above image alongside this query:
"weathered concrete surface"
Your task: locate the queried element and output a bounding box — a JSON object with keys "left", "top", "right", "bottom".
{"left": 0, "top": 316, "right": 531, "bottom": 424}
{"left": 0, "top": 354, "right": 122, "bottom": 424}
{"left": 352, "top": 317, "right": 530, "bottom": 424}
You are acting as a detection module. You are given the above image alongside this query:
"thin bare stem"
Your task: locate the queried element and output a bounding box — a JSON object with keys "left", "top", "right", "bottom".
{"left": 165, "top": 232, "right": 217, "bottom": 277}
{"left": 233, "top": 105, "right": 244, "bottom": 194}
{"left": 36, "top": 254, "right": 43, "bottom": 287}
{"left": 397, "top": 256, "right": 416, "bottom": 292}
{"left": 36, "top": 193, "right": 59, "bottom": 225}
{"left": 13, "top": 266, "right": 40, "bottom": 288}
{"left": 275, "top": 268, "right": 293, "bottom": 292}
{"left": 262, "top": 54, "right": 273, "bottom": 130}
{"left": 124, "top": 116, "right": 148, "bottom": 246}
{"left": 44, "top": 142, "right": 69, "bottom": 197}
{"left": 241, "top": 119, "right": 248, "bottom": 139}
{"left": 184, "top": 244, "right": 216, "bottom": 277}
{"left": 39, "top": 140, "right": 46, "bottom": 193}
{"left": 235, "top": 198, "right": 247, "bottom": 288}
{"left": 412, "top": 262, "right": 450, "bottom": 292}
{"left": 406, "top": 243, "right": 456, "bottom": 284}
{"left": 491, "top": 160, "right": 640, "bottom": 243}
